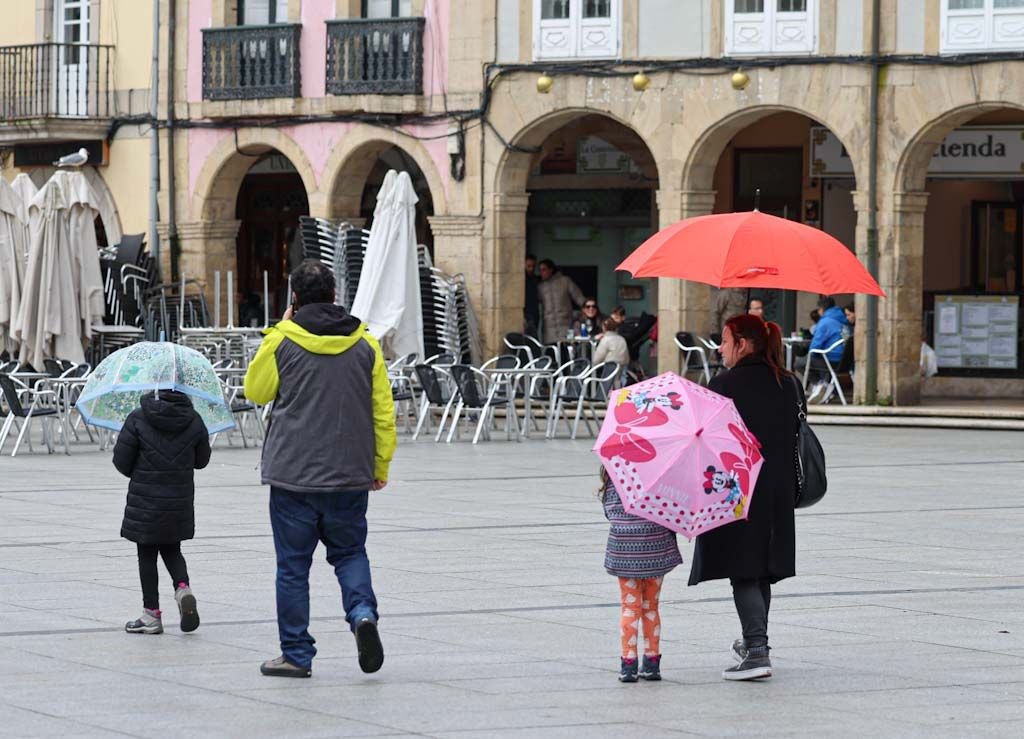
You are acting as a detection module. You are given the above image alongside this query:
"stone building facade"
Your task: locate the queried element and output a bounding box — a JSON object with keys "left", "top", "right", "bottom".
{"left": 152, "top": 0, "right": 1024, "bottom": 405}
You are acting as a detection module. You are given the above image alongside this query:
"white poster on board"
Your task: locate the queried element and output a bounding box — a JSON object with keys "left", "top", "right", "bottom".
{"left": 933, "top": 295, "right": 1019, "bottom": 370}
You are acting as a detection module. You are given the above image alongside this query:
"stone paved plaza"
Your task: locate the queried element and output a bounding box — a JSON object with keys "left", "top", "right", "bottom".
{"left": 2, "top": 426, "right": 1024, "bottom": 737}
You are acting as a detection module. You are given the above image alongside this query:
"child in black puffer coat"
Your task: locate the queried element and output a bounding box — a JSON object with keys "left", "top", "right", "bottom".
{"left": 113, "top": 390, "right": 211, "bottom": 634}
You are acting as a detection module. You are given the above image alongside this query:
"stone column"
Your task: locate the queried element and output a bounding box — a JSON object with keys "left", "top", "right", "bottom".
{"left": 482, "top": 193, "right": 530, "bottom": 359}
{"left": 856, "top": 190, "right": 928, "bottom": 405}
{"left": 175, "top": 220, "right": 241, "bottom": 321}
{"left": 879, "top": 190, "right": 929, "bottom": 405}
{"left": 655, "top": 189, "right": 716, "bottom": 374}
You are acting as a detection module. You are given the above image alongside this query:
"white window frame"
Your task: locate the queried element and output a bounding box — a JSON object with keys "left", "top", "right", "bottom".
{"left": 724, "top": 0, "right": 818, "bottom": 56}
{"left": 941, "top": 0, "right": 1024, "bottom": 53}
{"left": 533, "top": 0, "right": 621, "bottom": 61}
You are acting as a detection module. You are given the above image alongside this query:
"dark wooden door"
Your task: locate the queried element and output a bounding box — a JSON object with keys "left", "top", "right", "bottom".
{"left": 235, "top": 172, "right": 309, "bottom": 321}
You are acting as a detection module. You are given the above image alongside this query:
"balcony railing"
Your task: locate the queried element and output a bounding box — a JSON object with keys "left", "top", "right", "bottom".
{"left": 202, "top": 24, "right": 301, "bottom": 101}
{"left": 326, "top": 18, "right": 425, "bottom": 95}
{"left": 0, "top": 43, "right": 113, "bottom": 119}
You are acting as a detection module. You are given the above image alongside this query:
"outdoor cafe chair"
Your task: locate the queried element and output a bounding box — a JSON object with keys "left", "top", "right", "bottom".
{"left": 412, "top": 364, "right": 455, "bottom": 441}
{"left": 424, "top": 352, "right": 457, "bottom": 367}
{"left": 803, "top": 337, "right": 851, "bottom": 406}
{"left": 545, "top": 358, "right": 592, "bottom": 439}
{"left": 675, "top": 331, "right": 712, "bottom": 385}
{"left": 569, "top": 362, "right": 621, "bottom": 440}
{"left": 387, "top": 354, "right": 420, "bottom": 433}
{"left": 503, "top": 332, "right": 544, "bottom": 366}
{"left": 0, "top": 374, "right": 59, "bottom": 457}
{"left": 446, "top": 364, "right": 514, "bottom": 445}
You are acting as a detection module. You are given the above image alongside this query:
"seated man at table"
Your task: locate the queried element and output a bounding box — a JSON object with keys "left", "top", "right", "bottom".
{"left": 806, "top": 296, "right": 850, "bottom": 402}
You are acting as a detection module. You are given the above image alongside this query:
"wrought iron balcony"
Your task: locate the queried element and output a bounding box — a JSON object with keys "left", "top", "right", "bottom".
{"left": 326, "top": 18, "right": 425, "bottom": 95}
{"left": 0, "top": 43, "right": 113, "bottom": 119}
{"left": 202, "top": 24, "right": 301, "bottom": 101}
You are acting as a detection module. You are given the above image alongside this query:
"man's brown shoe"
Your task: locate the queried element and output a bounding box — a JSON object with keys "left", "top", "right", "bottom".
{"left": 260, "top": 655, "right": 311, "bottom": 678}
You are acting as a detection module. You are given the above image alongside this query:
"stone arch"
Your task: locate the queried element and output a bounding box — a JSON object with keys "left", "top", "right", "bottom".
{"left": 681, "top": 104, "right": 862, "bottom": 193}
{"left": 321, "top": 126, "right": 448, "bottom": 220}
{"left": 894, "top": 101, "right": 1024, "bottom": 194}
{"left": 190, "top": 128, "right": 318, "bottom": 223}
{"left": 28, "top": 166, "right": 123, "bottom": 245}
{"left": 493, "top": 107, "right": 660, "bottom": 197}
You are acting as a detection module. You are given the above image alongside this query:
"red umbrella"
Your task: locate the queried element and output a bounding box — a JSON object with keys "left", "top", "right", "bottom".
{"left": 617, "top": 210, "right": 884, "bottom": 296}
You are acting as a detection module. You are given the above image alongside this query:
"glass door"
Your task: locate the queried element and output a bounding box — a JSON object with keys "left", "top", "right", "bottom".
{"left": 972, "top": 201, "right": 1023, "bottom": 292}
{"left": 54, "top": 0, "right": 89, "bottom": 115}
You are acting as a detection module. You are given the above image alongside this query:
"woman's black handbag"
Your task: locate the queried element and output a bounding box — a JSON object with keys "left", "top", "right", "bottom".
{"left": 790, "top": 376, "right": 827, "bottom": 508}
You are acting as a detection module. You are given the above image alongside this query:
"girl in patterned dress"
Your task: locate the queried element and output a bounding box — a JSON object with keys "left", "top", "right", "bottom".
{"left": 600, "top": 468, "right": 683, "bottom": 682}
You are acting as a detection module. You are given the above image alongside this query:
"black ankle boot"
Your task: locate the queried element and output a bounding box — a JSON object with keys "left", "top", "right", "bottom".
{"left": 639, "top": 654, "right": 662, "bottom": 681}
{"left": 722, "top": 645, "right": 771, "bottom": 681}
{"left": 618, "top": 657, "right": 638, "bottom": 683}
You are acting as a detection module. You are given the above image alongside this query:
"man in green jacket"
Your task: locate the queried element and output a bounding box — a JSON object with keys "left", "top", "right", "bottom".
{"left": 244, "top": 260, "right": 396, "bottom": 678}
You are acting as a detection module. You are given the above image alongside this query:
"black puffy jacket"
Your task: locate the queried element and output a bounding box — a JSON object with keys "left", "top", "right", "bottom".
{"left": 114, "top": 391, "right": 211, "bottom": 544}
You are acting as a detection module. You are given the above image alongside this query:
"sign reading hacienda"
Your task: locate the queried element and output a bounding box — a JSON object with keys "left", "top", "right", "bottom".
{"left": 811, "top": 126, "right": 1024, "bottom": 178}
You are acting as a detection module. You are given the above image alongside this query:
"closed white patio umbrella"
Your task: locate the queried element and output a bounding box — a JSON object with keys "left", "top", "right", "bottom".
{"left": 0, "top": 178, "right": 27, "bottom": 353}
{"left": 13, "top": 171, "right": 104, "bottom": 367}
{"left": 350, "top": 170, "right": 424, "bottom": 360}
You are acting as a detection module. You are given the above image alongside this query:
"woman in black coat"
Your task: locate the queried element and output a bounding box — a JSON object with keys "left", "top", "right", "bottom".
{"left": 114, "top": 390, "right": 211, "bottom": 635}
{"left": 688, "top": 314, "right": 800, "bottom": 682}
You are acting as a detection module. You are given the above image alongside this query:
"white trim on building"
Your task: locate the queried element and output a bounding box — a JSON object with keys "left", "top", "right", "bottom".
{"left": 724, "top": 0, "right": 817, "bottom": 56}
{"left": 941, "top": 0, "right": 1024, "bottom": 54}
{"left": 533, "top": 0, "right": 621, "bottom": 60}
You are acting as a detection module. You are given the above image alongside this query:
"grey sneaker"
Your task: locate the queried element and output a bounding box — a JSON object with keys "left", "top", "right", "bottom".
{"left": 174, "top": 584, "right": 200, "bottom": 633}
{"left": 125, "top": 609, "right": 163, "bottom": 634}
{"left": 723, "top": 646, "right": 771, "bottom": 681}
{"left": 618, "top": 657, "right": 638, "bottom": 683}
{"left": 355, "top": 618, "right": 384, "bottom": 674}
{"left": 260, "top": 655, "right": 312, "bottom": 678}
{"left": 806, "top": 382, "right": 827, "bottom": 403}
{"left": 731, "top": 638, "right": 747, "bottom": 663}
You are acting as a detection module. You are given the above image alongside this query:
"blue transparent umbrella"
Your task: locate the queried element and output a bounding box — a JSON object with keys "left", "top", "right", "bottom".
{"left": 77, "top": 342, "right": 235, "bottom": 434}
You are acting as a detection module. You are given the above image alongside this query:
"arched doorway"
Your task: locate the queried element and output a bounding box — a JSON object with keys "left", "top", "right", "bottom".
{"left": 357, "top": 146, "right": 435, "bottom": 255}
{"left": 234, "top": 152, "right": 310, "bottom": 321}
{"left": 904, "top": 107, "right": 1024, "bottom": 399}
{"left": 698, "top": 111, "right": 860, "bottom": 336}
{"left": 526, "top": 114, "right": 659, "bottom": 368}
{"left": 327, "top": 140, "right": 438, "bottom": 256}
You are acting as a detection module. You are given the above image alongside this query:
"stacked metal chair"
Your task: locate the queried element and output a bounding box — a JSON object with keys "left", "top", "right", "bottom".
{"left": 298, "top": 216, "right": 481, "bottom": 365}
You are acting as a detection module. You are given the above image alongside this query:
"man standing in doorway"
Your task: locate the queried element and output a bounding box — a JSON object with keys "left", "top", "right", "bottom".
{"left": 538, "top": 259, "right": 585, "bottom": 345}
{"left": 244, "top": 260, "right": 396, "bottom": 678}
{"left": 524, "top": 253, "right": 540, "bottom": 338}
{"left": 713, "top": 288, "right": 748, "bottom": 334}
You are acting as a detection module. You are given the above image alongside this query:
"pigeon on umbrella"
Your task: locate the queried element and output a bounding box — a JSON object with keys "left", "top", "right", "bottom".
{"left": 53, "top": 148, "right": 89, "bottom": 168}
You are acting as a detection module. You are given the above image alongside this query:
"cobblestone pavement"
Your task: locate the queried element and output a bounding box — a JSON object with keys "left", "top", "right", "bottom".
{"left": 2, "top": 426, "right": 1023, "bottom": 737}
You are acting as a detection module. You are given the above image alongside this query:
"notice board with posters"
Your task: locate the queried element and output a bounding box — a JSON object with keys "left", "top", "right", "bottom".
{"left": 934, "top": 295, "right": 1019, "bottom": 369}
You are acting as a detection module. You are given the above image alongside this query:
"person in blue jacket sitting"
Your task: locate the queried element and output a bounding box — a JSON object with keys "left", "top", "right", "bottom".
{"left": 807, "top": 296, "right": 849, "bottom": 402}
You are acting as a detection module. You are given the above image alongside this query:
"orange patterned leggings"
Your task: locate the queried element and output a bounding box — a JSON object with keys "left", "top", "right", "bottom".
{"left": 618, "top": 576, "right": 663, "bottom": 660}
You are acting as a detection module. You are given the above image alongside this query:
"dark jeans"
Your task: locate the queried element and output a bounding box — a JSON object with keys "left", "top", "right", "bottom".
{"left": 137, "top": 543, "right": 189, "bottom": 610}
{"left": 807, "top": 354, "right": 834, "bottom": 385}
{"left": 731, "top": 577, "right": 772, "bottom": 649}
{"left": 269, "top": 487, "right": 378, "bottom": 670}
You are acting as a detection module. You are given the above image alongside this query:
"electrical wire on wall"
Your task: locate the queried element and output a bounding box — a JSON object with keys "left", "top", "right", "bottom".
{"left": 102, "top": 50, "right": 1024, "bottom": 156}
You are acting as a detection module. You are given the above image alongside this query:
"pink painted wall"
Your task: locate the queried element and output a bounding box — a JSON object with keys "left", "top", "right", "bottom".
{"left": 187, "top": 0, "right": 450, "bottom": 101}
{"left": 186, "top": 0, "right": 452, "bottom": 204}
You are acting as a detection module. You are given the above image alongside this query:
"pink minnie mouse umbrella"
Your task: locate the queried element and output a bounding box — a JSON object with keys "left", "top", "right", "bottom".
{"left": 592, "top": 372, "right": 764, "bottom": 540}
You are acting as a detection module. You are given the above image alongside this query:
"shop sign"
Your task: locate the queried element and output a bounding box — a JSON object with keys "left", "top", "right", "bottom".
{"left": 577, "top": 136, "right": 639, "bottom": 175}
{"left": 934, "top": 294, "right": 1019, "bottom": 370}
{"left": 811, "top": 126, "right": 1024, "bottom": 178}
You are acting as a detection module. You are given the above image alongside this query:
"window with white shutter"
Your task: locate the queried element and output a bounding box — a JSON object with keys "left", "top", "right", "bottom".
{"left": 724, "top": 0, "right": 816, "bottom": 55}
{"left": 942, "top": 0, "right": 1024, "bottom": 52}
{"left": 534, "top": 0, "right": 620, "bottom": 59}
